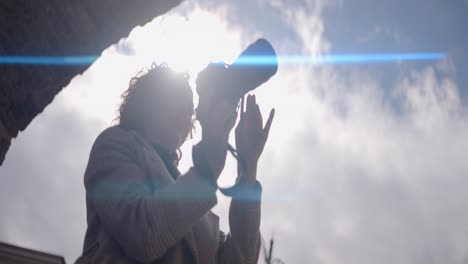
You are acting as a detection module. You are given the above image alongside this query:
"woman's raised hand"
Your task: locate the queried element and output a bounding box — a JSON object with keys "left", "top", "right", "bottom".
{"left": 235, "top": 94, "right": 275, "bottom": 184}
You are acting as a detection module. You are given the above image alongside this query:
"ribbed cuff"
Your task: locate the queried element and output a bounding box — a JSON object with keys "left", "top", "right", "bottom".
{"left": 221, "top": 181, "right": 262, "bottom": 201}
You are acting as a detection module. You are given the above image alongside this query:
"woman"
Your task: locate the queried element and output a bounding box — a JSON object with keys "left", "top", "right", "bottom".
{"left": 76, "top": 64, "right": 275, "bottom": 264}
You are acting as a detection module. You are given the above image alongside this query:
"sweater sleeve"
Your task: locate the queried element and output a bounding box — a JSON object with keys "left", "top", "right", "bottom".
{"left": 84, "top": 129, "right": 218, "bottom": 263}
{"left": 217, "top": 182, "right": 262, "bottom": 264}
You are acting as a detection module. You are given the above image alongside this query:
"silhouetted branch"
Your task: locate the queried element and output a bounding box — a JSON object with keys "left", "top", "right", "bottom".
{"left": 261, "top": 235, "right": 285, "bottom": 264}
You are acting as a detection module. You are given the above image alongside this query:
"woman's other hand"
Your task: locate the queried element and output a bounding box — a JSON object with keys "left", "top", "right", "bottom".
{"left": 235, "top": 94, "right": 275, "bottom": 184}
{"left": 196, "top": 95, "right": 238, "bottom": 179}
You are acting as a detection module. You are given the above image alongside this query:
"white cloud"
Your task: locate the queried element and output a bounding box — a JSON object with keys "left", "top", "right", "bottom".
{"left": 258, "top": 61, "right": 468, "bottom": 263}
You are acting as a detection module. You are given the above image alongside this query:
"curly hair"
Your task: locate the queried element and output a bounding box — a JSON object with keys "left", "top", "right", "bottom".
{"left": 115, "top": 63, "right": 195, "bottom": 167}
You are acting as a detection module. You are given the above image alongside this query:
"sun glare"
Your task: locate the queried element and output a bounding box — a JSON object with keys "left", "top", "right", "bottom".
{"left": 129, "top": 8, "right": 244, "bottom": 79}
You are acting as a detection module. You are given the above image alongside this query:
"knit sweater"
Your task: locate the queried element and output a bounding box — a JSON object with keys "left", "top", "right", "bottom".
{"left": 75, "top": 125, "right": 262, "bottom": 264}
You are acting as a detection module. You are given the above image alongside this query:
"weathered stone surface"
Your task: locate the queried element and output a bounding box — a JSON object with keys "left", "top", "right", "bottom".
{"left": 0, "top": 0, "right": 184, "bottom": 165}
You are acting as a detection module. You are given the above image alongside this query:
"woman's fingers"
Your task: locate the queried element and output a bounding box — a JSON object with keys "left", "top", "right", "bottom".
{"left": 253, "top": 97, "right": 263, "bottom": 128}
{"left": 263, "top": 108, "right": 275, "bottom": 141}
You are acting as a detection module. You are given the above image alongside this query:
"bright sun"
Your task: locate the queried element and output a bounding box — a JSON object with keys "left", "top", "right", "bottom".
{"left": 128, "top": 8, "right": 245, "bottom": 79}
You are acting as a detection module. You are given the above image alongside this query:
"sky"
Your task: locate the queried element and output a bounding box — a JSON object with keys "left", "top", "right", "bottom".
{"left": 1, "top": 0, "right": 468, "bottom": 263}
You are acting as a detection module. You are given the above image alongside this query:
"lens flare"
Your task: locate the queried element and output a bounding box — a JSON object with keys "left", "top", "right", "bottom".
{"left": 236, "top": 53, "right": 447, "bottom": 65}
{"left": 0, "top": 53, "right": 446, "bottom": 66}
{"left": 0, "top": 56, "right": 98, "bottom": 65}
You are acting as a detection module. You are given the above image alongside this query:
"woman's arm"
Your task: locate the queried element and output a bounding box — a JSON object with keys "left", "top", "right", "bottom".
{"left": 85, "top": 128, "right": 218, "bottom": 263}
{"left": 217, "top": 178, "right": 263, "bottom": 264}
{"left": 217, "top": 94, "right": 274, "bottom": 264}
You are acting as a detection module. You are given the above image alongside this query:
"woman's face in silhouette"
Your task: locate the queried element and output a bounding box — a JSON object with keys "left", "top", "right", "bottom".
{"left": 144, "top": 81, "right": 194, "bottom": 151}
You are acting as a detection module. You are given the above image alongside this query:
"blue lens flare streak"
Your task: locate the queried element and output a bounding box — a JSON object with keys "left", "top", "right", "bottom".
{"left": 0, "top": 56, "right": 98, "bottom": 65}
{"left": 0, "top": 53, "right": 446, "bottom": 66}
{"left": 236, "top": 53, "right": 447, "bottom": 65}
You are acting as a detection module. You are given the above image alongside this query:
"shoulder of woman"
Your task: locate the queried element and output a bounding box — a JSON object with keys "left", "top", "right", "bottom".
{"left": 89, "top": 125, "right": 163, "bottom": 167}
{"left": 85, "top": 125, "right": 171, "bottom": 185}
{"left": 94, "top": 125, "right": 132, "bottom": 147}
{"left": 86, "top": 126, "right": 138, "bottom": 169}
{"left": 94, "top": 125, "right": 153, "bottom": 151}
{"left": 84, "top": 125, "right": 143, "bottom": 186}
